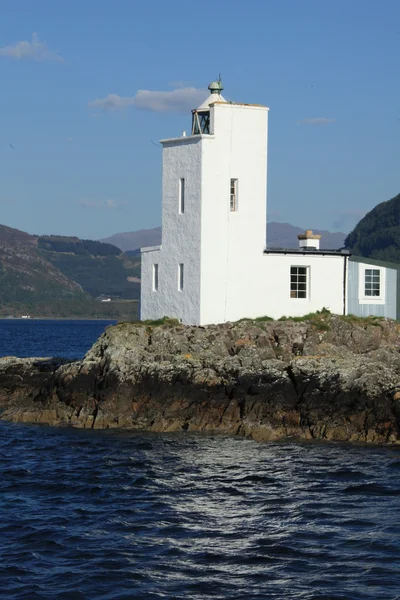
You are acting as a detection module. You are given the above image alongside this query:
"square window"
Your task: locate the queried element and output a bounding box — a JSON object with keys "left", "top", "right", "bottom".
{"left": 365, "top": 269, "right": 380, "bottom": 297}
{"left": 290, "top": 266, "right": 309, "bottom": 299}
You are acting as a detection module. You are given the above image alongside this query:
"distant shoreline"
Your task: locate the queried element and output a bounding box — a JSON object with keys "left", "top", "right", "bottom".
{"left": 0, "top": 317, "right": 127, "bottom": 321}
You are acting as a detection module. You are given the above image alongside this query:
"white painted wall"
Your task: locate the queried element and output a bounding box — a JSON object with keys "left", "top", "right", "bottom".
{"left": 140, "top": 136, "right": 203, "bottom": 324}
{"left": 200, "top": 103, "right": 269, "bottom": 325}
{"left": 200, "top": 251, "right": 345, "bottom": 323}
{"left": 299, "top": 237, "right": 320, "bottom": 250}
{"left": 255, "top": 253, "right": 345, "bottom": 320}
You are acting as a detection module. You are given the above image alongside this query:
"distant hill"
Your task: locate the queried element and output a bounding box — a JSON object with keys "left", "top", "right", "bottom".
{"left": 38, "top": 235, "right": 141, "bottom": 300}
{"left": 101, "top": 228, "right": 162, "bottom": 253}
{"left": 266, "top": 222, "right": 346, "bottom": 250}
{"left": 101, "top": 223, "right": 346, "bottom": 252}
{"left": 345, "top": 193, "right": 400, "bottom": 262}
{"left": 0, "top": 225, "right": 139, "bottom": 319}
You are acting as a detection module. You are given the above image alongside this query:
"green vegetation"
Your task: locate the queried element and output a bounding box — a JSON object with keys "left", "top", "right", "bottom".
{"left": 37, "top": 234, "right": 141, "bottom": 300}
{"left": 276, "top": 309, "right": 390, "bottom": 330}
{"left": 278, "top": 307, "right": 330, "bottom": 321}
{"left": 0, "top": 259, "right": 139, "bottom": 318}
{"left": 0, "top": 224, "right": 141, "bottom": 318}
{"left": 278, "top": 307, "right": 331, "bottom": 331}
{"left": 345, "top": 193, "right": 400, "bottom": 262}
{"left": 142, "top": 317, "right": 180, "bottom": 326}
{"left": 232, "top": 315, "right": 274, "bottom": 324}
{"left": 339, "top": 313, "right": 385, "bottom": 326}
{"left": 37, "top": 235, "right": 121, "bottom": 257}
{"left": 113, "top": 310, "right": 393, "bottom": 332}
{"left": 42, "top": 252, "right": 141, "bottom": 299}
{"left": 116, "top": 317, "right": 180, "bottom": 328}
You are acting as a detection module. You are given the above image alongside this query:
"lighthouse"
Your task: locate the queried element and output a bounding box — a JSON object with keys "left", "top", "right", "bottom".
{"left": 140, "top": 79, "right": 269, "bottom": 325}
{"left": 140, "top": 79, "right": 399, "bottom": 323}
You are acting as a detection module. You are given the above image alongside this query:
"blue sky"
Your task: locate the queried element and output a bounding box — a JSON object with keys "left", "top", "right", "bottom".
{"left": 0, "top": 0, "right": 399, "bottom": 240}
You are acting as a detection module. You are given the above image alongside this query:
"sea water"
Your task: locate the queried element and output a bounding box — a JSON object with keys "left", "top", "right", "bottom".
{"left": 0, "top": 320, "right": 399, "bottom": 599}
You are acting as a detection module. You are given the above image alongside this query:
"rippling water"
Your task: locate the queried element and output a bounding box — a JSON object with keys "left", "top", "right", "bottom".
{"left": 0, "top": 321, "right": 400, "bottom": 598}
{"left": 0, "top": 319, "right": 115, "bottom": 359}
{"left": 1, "top": 422, "right": 399, "bottom": 600}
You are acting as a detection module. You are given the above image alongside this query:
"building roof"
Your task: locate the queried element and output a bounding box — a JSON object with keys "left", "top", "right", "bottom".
{"left": 264, "top": 247, "right": 350, "bottom": 256}
{"left": 195, "top": 78, "right": 227, "bottom": 110}
{"left": 350, "top": 254, "right": 400, "bottom": 269}
{"left": 196, "top": 92, "right": 226, "bottom": 110}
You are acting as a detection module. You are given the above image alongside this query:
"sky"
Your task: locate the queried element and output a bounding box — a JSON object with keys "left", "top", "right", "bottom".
{"left": 0, "top": 0, "right": 399, "bottom": 240}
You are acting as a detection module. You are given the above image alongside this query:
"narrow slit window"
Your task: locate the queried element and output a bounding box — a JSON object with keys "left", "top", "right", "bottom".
{"left": 178, "top": 263, "right": 184, "bottom": 291}
{"left": 230, "top": 179, "right": 238, "bottom": 212}
{"left": 153, "top": 264, "right": 159, "bottom": 291}
{"left": 290, "top": 266, "right": 308, "bottom": 298}
{"left": 365, "top": 269, "right": 380, "bottom": 296}
{"left": 179, "top": 178, "right": 185, "bottom": 214}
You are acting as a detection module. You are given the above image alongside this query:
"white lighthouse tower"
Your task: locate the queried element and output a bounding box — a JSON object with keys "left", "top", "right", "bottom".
{"left": 140, "top": 79, "right": 269, "bottom": 325}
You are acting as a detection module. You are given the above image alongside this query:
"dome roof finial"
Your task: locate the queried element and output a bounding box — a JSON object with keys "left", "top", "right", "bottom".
{"left": 208, "top": 75, "right": 224, "bottom": 95}
{"left": 196, "top": 76, "right": 226, "bottom": 110}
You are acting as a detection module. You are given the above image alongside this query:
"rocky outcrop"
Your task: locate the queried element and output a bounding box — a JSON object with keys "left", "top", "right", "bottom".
{"left": 1, "top": 315, "right": 400, "bottom": 444}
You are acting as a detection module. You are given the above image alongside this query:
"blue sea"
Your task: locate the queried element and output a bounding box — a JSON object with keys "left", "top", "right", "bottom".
{"left": 0, "top": 320, "right": 399, "bottom": 600}
{"left": 0, "top": 319, "right": 117, "bottom": 361}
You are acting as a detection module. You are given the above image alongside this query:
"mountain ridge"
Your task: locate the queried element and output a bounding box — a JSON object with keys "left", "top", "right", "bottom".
{"left": 0, "top": 224, "right": 139, "bottom": 318}
{"left": 101, "top": 222, "right": 347, "bottom": 252}
{"left": 345, "top": 192, "right": 400, "bottom": 262}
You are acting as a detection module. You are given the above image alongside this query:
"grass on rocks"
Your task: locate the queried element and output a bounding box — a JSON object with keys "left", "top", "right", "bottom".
{"left": 117, "top": 309, "right": 391, "bottom": 332}
{"left": 278, "top": 307, "right": 331, "bottom": 331}
{"left": 116, "top": 317, "right": 181, "bottom": 328}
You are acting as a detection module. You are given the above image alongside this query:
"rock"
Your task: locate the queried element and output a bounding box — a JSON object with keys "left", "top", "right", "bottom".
{"left": 0, "top": 315, "right": 400, "bottom": 445}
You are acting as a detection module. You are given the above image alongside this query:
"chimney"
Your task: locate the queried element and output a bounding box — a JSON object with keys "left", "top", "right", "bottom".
{"left": 297, "top": 229, "right": 321, "bottom": 250}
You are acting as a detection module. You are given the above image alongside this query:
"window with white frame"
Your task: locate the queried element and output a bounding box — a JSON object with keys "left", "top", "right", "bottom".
{"left": 364, "top": 269, "right": 380, "bottom": 296}
{"left": 179, "top": 178, "right": 185, "bottom": 214}
{"left": 153, "top": 264, "right": 159, "bottom": 291}
{"left": 230, "top": 179, "right": 238, "bottom": 212}
{"left": 290, "top": 266, "right": 308, "bottom": 298}
{"left": 178, "top": 263, "right": 184, "bottom": 291}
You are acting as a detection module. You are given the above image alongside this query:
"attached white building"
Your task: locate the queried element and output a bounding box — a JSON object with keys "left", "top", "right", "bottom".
{"left": 141, "top": 80, "right": 398, "bottom": 324}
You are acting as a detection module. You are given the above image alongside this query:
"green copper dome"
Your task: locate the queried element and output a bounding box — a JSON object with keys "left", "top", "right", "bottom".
{"left": 208, "top": 79, "right": 224, "bottom": 94}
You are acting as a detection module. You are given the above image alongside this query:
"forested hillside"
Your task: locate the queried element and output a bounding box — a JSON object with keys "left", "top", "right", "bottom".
{"left": 0, "top": 225, "right": 139, "bottom": 319}
{"left": 345, "top": 193, "right": 400, "bottom": 262}
{"left": 38, "top": 236, "right": 121, "bottom": 256}
{"left": 38, "top": 235, "right": 141, "bottom": 299}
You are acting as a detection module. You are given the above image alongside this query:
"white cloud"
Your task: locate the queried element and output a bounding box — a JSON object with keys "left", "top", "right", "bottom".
{"left": 88, "top": 94, "right": 136, "bottom": 112}
{"left": 0, "top": 33, "right": 64, "bottom": 62}
{"left": 135, "top": 87, "right": 205, "bottom": 113}
{"left": 88, "top": 87, "right": 205, "bottom": 114}
{"left": 298, "top": 117, "right": 335, "bottom": 125}
{"left": 78, "top": 198, "right": 124, "bottom": 210}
